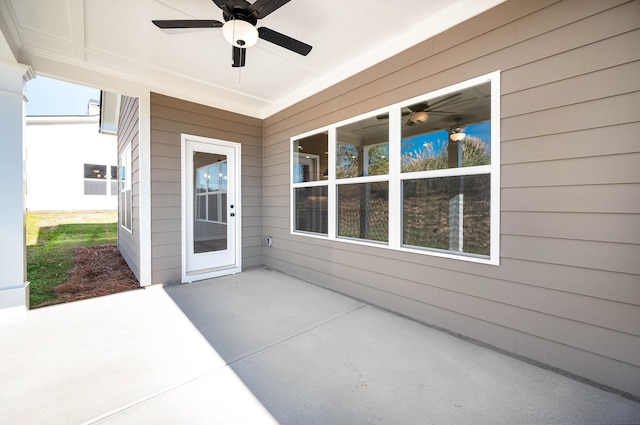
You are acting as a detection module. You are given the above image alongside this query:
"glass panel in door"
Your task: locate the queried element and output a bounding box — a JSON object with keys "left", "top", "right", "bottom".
{"left": 193, "top": 152, "right": 228, "bottom": 254}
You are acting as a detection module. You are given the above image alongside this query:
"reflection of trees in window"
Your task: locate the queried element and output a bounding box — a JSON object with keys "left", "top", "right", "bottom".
{"left": 366, "top": 144, "right": 389, "bottom": 176}
{"left": 295, "top": 186, "right": 328, "bottom": 234}
{"left": 402, "top": 136, "right": 490, "bottom": 173}
{"left": 292, "top": 73, "right": 499, "bottom": 262}
{"left": 336, "top": 143, "right": 358, "bottom": 178}
{"left": 403, "top": 175, "right": 490, "bottom": 256}
{"left": 338, "top": 182, "right": 388, "bottom": 242}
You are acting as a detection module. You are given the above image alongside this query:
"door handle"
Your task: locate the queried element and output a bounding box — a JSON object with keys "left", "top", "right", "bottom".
{"left": 230, "top": 213, "right": 235, "bottom": 217}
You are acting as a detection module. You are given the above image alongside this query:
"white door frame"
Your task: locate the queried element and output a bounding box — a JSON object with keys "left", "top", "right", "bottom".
{"left": 181, "top": 134, "right": 242, "bottom": 282}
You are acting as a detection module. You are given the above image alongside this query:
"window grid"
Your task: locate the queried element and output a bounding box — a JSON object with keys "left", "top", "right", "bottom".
{"left": 291, "top": 71, "right": 500, "bottom": 265}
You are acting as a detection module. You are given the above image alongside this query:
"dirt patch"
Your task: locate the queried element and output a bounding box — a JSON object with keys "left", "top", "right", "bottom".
{"left": 54, "top": 245, "right": 139, "bottom": 303}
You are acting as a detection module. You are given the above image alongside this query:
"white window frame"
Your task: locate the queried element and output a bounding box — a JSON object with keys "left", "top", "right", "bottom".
{"left": 290, "top": 71, "right": 501, "bottom": 265}
{"left": 120, "top": 142, "right": 132, "bottom": 233}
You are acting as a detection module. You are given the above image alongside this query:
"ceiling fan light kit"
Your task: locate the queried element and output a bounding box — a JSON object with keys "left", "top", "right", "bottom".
{"left": 449, "top": 118, "right": 466, "bottom": 142}
{"left": 223, "top": 19, "right": 258, "bottom": 48}
{"left": 449, "top": 129, "right": 466, "bottom": 142}
{"left": 409, "top": 111, "right": 429, "bottom": 124}
{"left": 152, "top": 0, "right": 312, "bottom": 69}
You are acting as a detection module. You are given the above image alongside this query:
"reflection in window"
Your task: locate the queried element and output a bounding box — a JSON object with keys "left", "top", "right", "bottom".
{"left": 293, "top": 132, "right": 328, "bottom": 182}
{"left": 337, "top": 115, "right": 389, "bottom": 178}
{"left": 295, "top": 186, "right": 328, "bottom": 234}
{"left": 338, "top": 182, "right": 388, "bottom": 243}
{"left": 291, "top": 72, "right": 499, "bottom": 263}
{"left": 84, "top": 163, "right": 117, "bottom": 196}
{"left": 403, "top": 175, "right": 490, "bottom": 256}
{"left": 84, "top": 164, "right": 107, "bottom": 179}
{"left": 401, "top": 123, "right": 491, "bottom": 173}
{"left": 119, "top": 145, "right": 132, "bottom": 231}
{"left": 195, "top": 159, "right": 227, "bottom": 224}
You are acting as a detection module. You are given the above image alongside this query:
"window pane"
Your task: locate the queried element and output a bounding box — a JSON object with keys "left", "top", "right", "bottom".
{"left": 110, "top": 166, "right": 117, "bottom": 179}
{"left": 293, "top": 132, "right": 328, "bottom": 183}
{"left": 84, "top": 164, "right": 107, "bottom": 179}
{"left": 403, "top": 174, "right": 490, "bottom": 256}
{"left": 337, "top": 182, "right": 388, "bottom": 243}
{"left": 120, "top": 189, "right": 132, "bottom": 230}
{"left": 401, "top": 82, "right": 491, "bottom": 173}
{"left": 110, "top": 181, "right": 118, "bottom": 196}
{"left": 84, "top": 180, "right": 107, "bottom": 195}
{"left": 126, "top": 190, "right": 132, "bottom": 230}
{"left": 208, "top": 193, "right": 219, "bottom": 222}
{"left": 337, "top": 115, "right": 389, "bottom": 178}
{"left": 120, "top": 164, "right": 127, "bottom": 189}
{"left": 196, "top": 195, "right": 206, "bottom": 221}
{"left": 295, "top": 186, "right": 328, "bottom": 234}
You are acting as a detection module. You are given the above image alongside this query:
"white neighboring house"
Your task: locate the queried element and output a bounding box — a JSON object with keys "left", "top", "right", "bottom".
{"left": 26, "top": 99, "right": 118, "bottom": 211}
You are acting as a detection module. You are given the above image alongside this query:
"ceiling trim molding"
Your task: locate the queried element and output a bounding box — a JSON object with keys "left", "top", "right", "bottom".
{"left": 68, "top": 0, "right": 86, "bottom": 60}
{"left": 19, "top": 45, "right": 270, "bottom": 117}
{"left": 0, "top": 0, "right": 23, "bottom": 60}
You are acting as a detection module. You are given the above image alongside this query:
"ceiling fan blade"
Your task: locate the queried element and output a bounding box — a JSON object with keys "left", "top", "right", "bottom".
{"left": 424, "top": 93, "right": 462, "bottom": 111}
{"left": 232, "top": 46, "right": 246, "bottom": 67}
{"left": 153, "top": 20, "right": 223, "bottom": 29}
{"left": 258, "top": 27, "right": 312, "bottom": 56}
{"left": 407, "top": 102, "right": 429, "bottom": 113}
{"left": 248, "top": 0, "right": 291, "bottom": 19}
{"left": 211, "top": 0, "right": 250, "bottom": 14}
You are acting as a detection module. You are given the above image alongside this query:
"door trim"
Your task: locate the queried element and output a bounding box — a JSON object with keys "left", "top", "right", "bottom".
{"left": 181, "top": 134, "right": 242, "bottom": 283}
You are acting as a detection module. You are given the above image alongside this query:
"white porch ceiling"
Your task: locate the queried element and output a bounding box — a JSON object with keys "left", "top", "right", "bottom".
{"left": 0, "top": 0, "right": 504, "bottom": 118}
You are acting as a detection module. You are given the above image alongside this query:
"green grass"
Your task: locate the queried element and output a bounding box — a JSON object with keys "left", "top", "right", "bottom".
{"left": 27, "top": 211, "right": 118, "bottom": 308}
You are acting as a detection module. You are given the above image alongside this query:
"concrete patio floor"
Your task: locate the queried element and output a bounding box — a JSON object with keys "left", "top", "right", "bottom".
{"left": 1, "top": 268, "right": 639, "bottom": 424}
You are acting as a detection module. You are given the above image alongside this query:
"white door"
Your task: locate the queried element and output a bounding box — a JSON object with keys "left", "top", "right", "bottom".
{"left": 182, "top": 135, "right": 241, "bottom": 282}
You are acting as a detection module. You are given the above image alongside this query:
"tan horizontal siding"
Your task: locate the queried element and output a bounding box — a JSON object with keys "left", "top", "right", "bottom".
{"left": 150, "top": 92, "right": 262, "bottom": 283}
{"left": 502, "top": 153, "right": 640, "bottom": 187}
{"left": 502, "top": 212, "right": 640, "bottom": 244}
{"left": 502, "top": 122, "right": 640, "bottom": 164}
{"left": 261, "top": 0, "right": 640, "bottom": 397}
{"left": 502, "top": 184, "right": 640, "bottom": 213}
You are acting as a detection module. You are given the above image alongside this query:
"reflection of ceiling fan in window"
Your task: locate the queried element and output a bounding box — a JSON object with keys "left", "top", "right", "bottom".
{"left": 403, "top": 93, "right": 463, "bottom": 126}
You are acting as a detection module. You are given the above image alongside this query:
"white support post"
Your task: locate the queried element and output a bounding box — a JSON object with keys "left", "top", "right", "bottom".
{"left": 0, "top": 61, "right": 34, "bottom": 317}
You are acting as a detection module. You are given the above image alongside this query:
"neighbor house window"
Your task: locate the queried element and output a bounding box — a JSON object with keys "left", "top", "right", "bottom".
{"left": 83, "top": 164, "right": 117, "bottom": 196}
{"left": 291, "top": 72, "right": 500, "bottom": 264}
{"left": 84, "top": 164, "right": 107, "bottom": 195}
{"left": 120, "top": 144, "right": 132, "bottom": 232}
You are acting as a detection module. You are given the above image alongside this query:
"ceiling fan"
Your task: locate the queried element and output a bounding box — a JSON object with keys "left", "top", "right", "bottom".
{"left": 152, "top": 0, "right": 312, "bottom": 68}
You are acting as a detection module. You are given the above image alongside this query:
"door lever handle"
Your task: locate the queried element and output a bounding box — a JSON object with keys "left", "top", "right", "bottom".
{"left": 230, "top": 213, "right": 235, "bottom": 217}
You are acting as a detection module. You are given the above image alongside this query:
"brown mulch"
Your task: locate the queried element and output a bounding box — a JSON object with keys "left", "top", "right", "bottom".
{"left": 54, "top": 245, "right": 139, "bottom": 303}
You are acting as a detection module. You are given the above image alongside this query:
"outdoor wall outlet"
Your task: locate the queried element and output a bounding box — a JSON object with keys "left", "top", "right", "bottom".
{"left": 265, "top": 236, "right": 273, "bottom": 247}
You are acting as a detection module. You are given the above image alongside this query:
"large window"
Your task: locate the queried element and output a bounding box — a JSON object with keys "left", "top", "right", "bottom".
{"left": 119, "top": 144, "right": 132, "bottom": 232}
{"left": 291, "top": 72, "right": 500, "bottom": 264}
